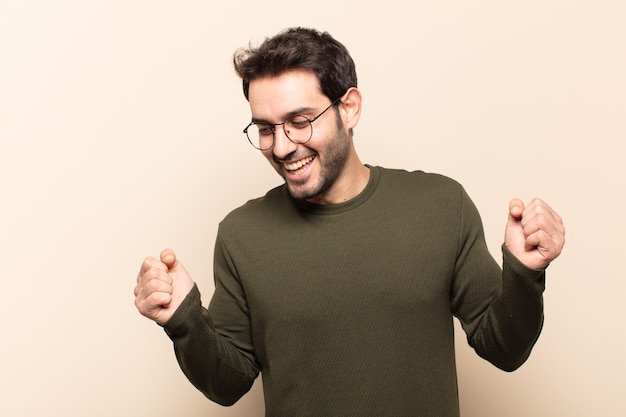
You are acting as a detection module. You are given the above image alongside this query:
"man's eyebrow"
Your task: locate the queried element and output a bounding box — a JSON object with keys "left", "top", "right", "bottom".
{"left": 251, "top": 106, "right": 317, "bottom": 124}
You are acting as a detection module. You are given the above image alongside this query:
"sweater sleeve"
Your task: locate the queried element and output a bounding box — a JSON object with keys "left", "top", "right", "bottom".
{"left": 161, "top": 235, "right": 260, "bottom": 405}
{"left": 451, "top": 188, "right": 546, "bottom": 371}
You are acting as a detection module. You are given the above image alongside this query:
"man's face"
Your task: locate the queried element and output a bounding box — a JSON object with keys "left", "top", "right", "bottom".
{"left": 248, "top": 69, "right": 353, "bottom": 203}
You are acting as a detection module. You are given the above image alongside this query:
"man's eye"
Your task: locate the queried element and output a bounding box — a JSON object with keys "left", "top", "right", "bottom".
{"left": 257, "top": 125, "right": 273, "bottom": 136}
{"left": 288, "top": 117, "right": 310, "bottom": 129}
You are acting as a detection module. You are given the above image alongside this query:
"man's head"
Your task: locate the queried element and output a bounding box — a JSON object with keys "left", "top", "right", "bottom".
{"left": 234, "top": 28, "right": 368, "bottom": 205}
{"left": 233, "top": 27, "right": 357, "bottom": 103}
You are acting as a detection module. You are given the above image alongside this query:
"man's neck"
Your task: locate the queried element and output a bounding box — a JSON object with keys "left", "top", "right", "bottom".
{"left": 306, "top": 161, "right": 370, "bottom": 205}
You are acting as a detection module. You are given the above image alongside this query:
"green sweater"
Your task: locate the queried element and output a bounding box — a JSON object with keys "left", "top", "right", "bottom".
{"left": 163, "top": 166, "right": 546, "bottom": 416}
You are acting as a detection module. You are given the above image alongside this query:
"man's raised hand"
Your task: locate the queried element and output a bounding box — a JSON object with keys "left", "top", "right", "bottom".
{"left": 134, "top": 249, "right": 194, "bottom": 325}
{"left": 504, "top": 198, "right": 565, "bottom": 270}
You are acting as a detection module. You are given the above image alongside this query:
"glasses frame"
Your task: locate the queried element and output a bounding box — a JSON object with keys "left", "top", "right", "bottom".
{"left": 243, "top": 97, "right": 341, "bottom": 151}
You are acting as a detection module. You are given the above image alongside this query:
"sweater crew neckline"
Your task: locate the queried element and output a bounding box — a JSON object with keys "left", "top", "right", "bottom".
{"left": 291, "top": 165, "right": 380, "bottom": 215}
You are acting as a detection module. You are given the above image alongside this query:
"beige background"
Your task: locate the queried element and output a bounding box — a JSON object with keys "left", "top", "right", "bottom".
{"left": 1, "top": 1, "right": 624, "bottom": 416}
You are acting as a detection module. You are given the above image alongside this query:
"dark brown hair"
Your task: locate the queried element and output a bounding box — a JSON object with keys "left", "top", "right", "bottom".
{"left": 233, "top": 27, "right": 357, "bottom": 102}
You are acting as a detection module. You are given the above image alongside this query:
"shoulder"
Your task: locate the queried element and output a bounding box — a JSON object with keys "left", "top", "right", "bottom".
{"left": 374, "top": 166, "right": 463, "bottom": 196}
{"left": 375, "top": 167, "right": 482, "bottom": 227}
{"left": 218, "top": 184, "right": 293, "bottom": 231}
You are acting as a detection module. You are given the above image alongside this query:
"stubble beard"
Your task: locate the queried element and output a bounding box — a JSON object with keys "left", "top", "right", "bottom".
{"left": 273, "top": 128, "right": 352, "bottom": 202}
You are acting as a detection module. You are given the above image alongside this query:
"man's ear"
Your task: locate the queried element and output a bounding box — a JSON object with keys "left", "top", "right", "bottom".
{"left": 339, "top": 87, "right": 362, "bottom": 131}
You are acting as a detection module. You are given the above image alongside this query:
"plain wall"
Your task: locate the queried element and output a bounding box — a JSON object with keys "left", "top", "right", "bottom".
{"left": 1, "top": 1, "right": 624, "bottom": 416}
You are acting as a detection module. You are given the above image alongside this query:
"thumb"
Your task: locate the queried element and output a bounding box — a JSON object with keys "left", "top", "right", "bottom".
{"left": 505, "top": 198, "right": 526, "bottom": 251}
{"left": 160, "top": 248, "right": 178, "bottom": 271}
{"left": 508, "top": 198, "right": 525, "bottom": 221}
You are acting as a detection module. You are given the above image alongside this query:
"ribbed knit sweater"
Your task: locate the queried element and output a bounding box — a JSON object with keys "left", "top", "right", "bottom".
{"left": 163, "top": 166, "right": 546, "bottom": 416}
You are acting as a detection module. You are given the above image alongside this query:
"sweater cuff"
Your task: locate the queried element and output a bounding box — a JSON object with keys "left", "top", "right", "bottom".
{"left": 502, "top": 244, "right": 546, "bottom": 281}
{"left": 162, "top": 283, "right": 208, "bottom": 338}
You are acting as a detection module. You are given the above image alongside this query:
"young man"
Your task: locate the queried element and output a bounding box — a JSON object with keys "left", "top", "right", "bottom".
{"left": 134, "top": 27, "right": 565, "bottom": 416}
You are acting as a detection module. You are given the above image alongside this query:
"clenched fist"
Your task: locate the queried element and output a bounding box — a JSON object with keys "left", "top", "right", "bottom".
{"left": 505, "top": 198, "right": 565, "bottom": 270}
{"left": 134, "top": 249, "right": 194, "bottom": 325}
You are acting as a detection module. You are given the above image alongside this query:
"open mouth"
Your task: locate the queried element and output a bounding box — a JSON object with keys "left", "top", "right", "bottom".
{"left": 283, "top": 155, "right": 315, "bottom": 173}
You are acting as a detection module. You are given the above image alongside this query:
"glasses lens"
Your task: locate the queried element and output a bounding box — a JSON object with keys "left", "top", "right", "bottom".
{"left": 246, "top": 123, "right": 273, "bottom": 150}
{"left": 244, "top": 116, "right": 313, "bottom": 150}
{"left": 284, "top": 116, "right": 312, "bottom": 144}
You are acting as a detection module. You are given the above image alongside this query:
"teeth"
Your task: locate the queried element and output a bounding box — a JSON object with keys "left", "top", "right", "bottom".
{"left": 284, "top": 156, "right": 313, "bottom": 171}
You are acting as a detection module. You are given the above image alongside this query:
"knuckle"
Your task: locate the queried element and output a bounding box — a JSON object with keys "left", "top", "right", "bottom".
{"left": 141, "top": 256, "right": 154, "bottom": 269}
{"left": 535, "top": 213, "right": 546, "bottom": 226}
{"left": 141, "top": 256, "right": 164, "bottom": 272}
{"left": 144, "top": 267, "right": 164, "bottom": 283}
{"left": 145, "top": 278, "right": 163, "bottom": 293}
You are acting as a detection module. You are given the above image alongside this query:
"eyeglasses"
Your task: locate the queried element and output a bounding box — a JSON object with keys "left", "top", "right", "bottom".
{"left": 243, "top": 98, "right": 340, "bottom": 150}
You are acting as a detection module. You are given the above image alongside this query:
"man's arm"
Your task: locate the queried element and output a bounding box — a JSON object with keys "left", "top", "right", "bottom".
{"left": 451, "top": 192, "right": 565, "bottom": 371}
{"left": 134, "top": 249, "right": 259, "bottom": 405}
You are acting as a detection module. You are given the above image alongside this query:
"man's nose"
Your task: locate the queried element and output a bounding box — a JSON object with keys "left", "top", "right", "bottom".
{"left": 272, "top": 126, "right": 298, "bottom": 159}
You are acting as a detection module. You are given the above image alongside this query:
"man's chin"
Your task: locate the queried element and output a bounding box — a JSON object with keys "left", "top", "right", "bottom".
{"left": 286, "top": 178, "right": 333, "bottom": 203}
{"left": 285, "top": 180, "right": 318, "bottom": 201}
{"left": 286, "top": 184, "right": 313, "bottom": 201}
